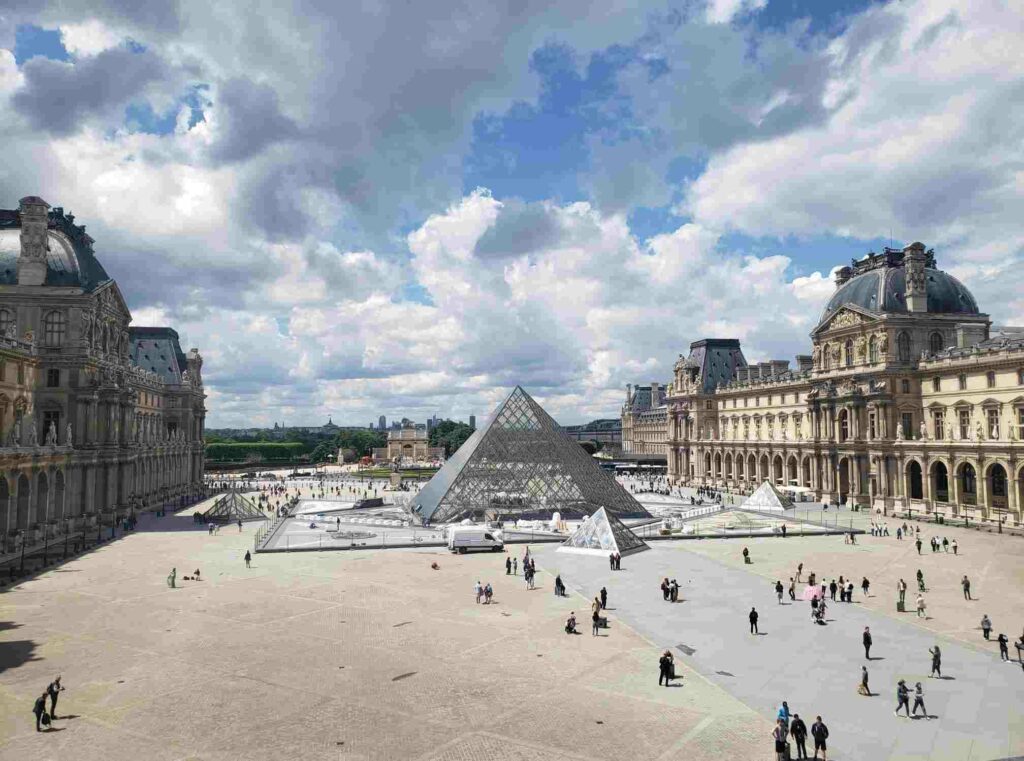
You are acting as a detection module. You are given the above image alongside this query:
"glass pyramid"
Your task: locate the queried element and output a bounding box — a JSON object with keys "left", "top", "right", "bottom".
{"left": 412, "top": 386, "right": 650, "bottom": 525}
{"left": 204, "top": 488, "right": 267, "bottom": 522}
{"left": 741, "top": 480, "right": 793, "bottom": 512}
{"left": 559, "top": 507, "right": 649, "bottom": 556}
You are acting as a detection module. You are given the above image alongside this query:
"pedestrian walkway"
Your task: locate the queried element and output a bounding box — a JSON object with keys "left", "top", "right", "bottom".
{"left": 539, "top": 543, "right": 1023, "bottom": 761}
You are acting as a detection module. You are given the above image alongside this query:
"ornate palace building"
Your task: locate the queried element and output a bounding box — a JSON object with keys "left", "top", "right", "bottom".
{"left": 621, "top": 382, "right": 669, "bottom": 457}
{"left": 0, "top": 196, "right": 207, "bottom": 553}
{"left": 654, "top": 243, "right": 1023, "bottom": 525}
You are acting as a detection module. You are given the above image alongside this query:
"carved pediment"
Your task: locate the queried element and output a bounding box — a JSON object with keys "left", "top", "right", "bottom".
{"left": 813, "top": 305, "right": 877, "bottom": 336}
{"left": 94, "top": 281, "right": 132, "bottom": 322}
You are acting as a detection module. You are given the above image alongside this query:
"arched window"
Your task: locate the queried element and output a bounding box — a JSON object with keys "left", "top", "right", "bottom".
{"left": 868, "top": 336, "right": 878, "bottom": 364}
{"left": 897, "top": 332, "right": 911, "bottom": 362}
{"left": 43, "top": 311, "right": 66, "bottom": 347}
{"left": 0, "top": 309, "right": 12, "bottom": 336}
{"left": 844, "top": 339, "right": 854, "bottom": 368}
{"left": 929, "top": 332, "right": 944, "bottom": 354}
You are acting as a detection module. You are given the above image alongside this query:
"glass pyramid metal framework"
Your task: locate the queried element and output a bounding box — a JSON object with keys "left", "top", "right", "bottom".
{"left": 412, "top": 386, "right": 650, "bottom": 525}
{"left": 559, "top": 507, "right": 649, "bottom": 556}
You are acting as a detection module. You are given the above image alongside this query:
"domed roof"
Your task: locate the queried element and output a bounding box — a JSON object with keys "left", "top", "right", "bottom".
{"left": 820, "top": 263, "right": 979, "bottom": 322}
{"left": 0, "top": 209, "right": 111, "bottom": 291}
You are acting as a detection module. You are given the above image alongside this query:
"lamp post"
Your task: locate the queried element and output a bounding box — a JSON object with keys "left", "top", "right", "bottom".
{"left": 18, "top": 529, "right": 25, "bottom": 575}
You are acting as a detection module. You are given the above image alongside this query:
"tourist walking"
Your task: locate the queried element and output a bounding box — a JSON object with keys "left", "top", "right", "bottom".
{"left": 46, "top": 676, "right": 64, "bottom": 719}
{"left": 829, "top": 579, "right": 837, "bottom": 601}
{"left": 749, "top": 607, "right": 759, "bottom": 634}
{"left": 790, "top": 713, "right": 808, "bottom": 759}
{"left": 916, "top": 594, "right": 927, "bottom": 618}
{"left": 915, "top": 537, "right": 922, "bottom": 554}
{"left": 591, "top": 608, "right": 600, "bottom": 636}
{"left": 512, "top": 557, "right": 517, "bottom": 575}
{"left": 863, "top": 627, "right": 872, "bottom": 659}
{"left": 600, "top": 586, "right": 607, "bottom": 609}
{"left": 911, "top": 682, "right": 928, "bottom": 718}
{"left": 244, "top": 550, "right": 251, "bottom": 568}
{"left": 789, "top": 577, "right": 796, "bottom": 601}
{"left": 33, "top": 691, "right": 48, "bottom": 732}
{"left": 810, "top": 716, "right": 828, "bottom": 760}
{"left": 661, "top": 577, "right": 671, "bottom": 601}
{"left": 916, "top": 569, "right": 925, "bottom": 592}
{"left": 952, "top": 538, "right": 958, "bottom": 555}
{"left": 962, "top": 575, "right": 972, "bottom": 600}
{"left": 998, "top": 633, "right": 1010, "bottom": 661}
{"left": 670, "top": 579, "right": 679, "bottom": 602}
{"left": 929, "top": 645, "right": 941, "bottom": 677}
{"left": 981, "top": 614, "right": 992, "bottom": 640}
{"left": 797, "top": 562, "right": 803, "bottom": 582}
{"left": 167, "top": 567, "right": 176, "bottom": 588}
{"left": 776, "top": 580, "right": 784, "bottom": 604}
{"left": 475, "top": 580, "right": 483, "bottom": 603}
{"left": 858, "top": 665, "right": 870, "bottom": 696}
{"left": 505, "top": 556, "right": 511, "bottom": 575}
{"left": 894, "top": 680, "right": 911, "bottom": 717}
{"left": 777, "top": 701, "right": 791, "bottom": 733}
{"left": 658, "top": 650, "right": 675, "bottom": 686}
{"left": 861, "top": 577, "right": 870, "bottom": 597}
{"left": 898, "top": 578, "right": 907, "bottom": 605}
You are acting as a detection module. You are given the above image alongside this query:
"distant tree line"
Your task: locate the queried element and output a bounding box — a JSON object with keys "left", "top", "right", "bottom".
{"left": 429, "top": 420, "right": 475, "bottom": 456}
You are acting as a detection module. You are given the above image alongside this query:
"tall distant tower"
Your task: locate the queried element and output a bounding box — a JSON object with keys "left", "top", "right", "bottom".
{"left": 904, "top": 242, "right": 928, "bottom": 313}
{"left": 469, "top": 415, "right": 476, "bottom": 429}
{"left": 378, "top": 415, "right": 386, "bottom": 430}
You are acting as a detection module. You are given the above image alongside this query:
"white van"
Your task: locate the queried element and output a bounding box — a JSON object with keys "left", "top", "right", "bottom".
{"left": 447, "top": 527, "right": 504, "bottom": 554}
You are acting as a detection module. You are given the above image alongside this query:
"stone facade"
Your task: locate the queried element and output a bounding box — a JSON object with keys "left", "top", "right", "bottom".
{"left": 0, "top": 196, "right": 206, "bottom": 553}
{"left": 621, "top": 383, "right": 668, "bottom": 456}
{"left": 662, "top": 244, "right": 1024, "bottom": 525}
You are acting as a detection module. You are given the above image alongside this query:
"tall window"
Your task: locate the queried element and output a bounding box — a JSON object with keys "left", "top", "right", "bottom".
{"left": 932, "top": 377, "right": 940, "bottom": 392}
{"left": 987, "top": 408, "right": 999, "bottom": 439}
{"left": 958, "top": 374, "right": 967, "bottom": 391}
{"left": 0, "top": 309, "right": 12, "bottom": 335}
{"left": 901, "top": 412, "right": 913, "bottom": 439}
{"left": 929, "top": 332, "right": 944, "bottom": 353}
{"left": 844, "top": 339, "right": 854, "bottom": 368}
{"left": 897, "top": 332, "right": 911, "bottom": 362}
{"left": 46, "top": 368, "right": 59, "bottom": 388}
{"left": 986, "top": 371, "right": 996, "bottom": 388}
{"left": 868, "top": 335, "right": 878, "bottom": 364}
{"left": 959, "top": 409, "right": 971, "bottom": 440}
{"left": 16, "top": 363, "right": 24, "bottom": 384}
{"left": 901, "top": 379, "right": 911, "bottom": 394}
{"left": 839, "top": 410, "right": 849, "bottom": 441}
{"left": 933, "top": 410, "right": 944, "bottom": 439}
{"left": 868, "top": 412, "right": 876, "bottom": 439}
{"left": 43, "top": 311, "right": 66, "bottom": 347}
{"left": 1018, "top": 408, "right": 1024, "bottom": 440}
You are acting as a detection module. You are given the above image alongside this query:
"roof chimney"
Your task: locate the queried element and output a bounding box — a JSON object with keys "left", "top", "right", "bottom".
{"left": 18, "top": 195, "right": 50, "bottom": 286}
{"left": 834, "top": 266, "right": 853, "bottom": 288}
{"left": 904, "top": 242, "right": 927, "bottom": 313}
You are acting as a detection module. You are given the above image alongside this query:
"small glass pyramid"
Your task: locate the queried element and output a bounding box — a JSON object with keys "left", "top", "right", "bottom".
{"left": 204, "top": 488, "right": 267, "bottom": 522}
{"left": 412, "top": 386, "right": 650, "bottom": 525}
{"left": 741, "top": 481, "right": 793, "bottom": 512}
{"left": 559, "top": 507, "right": 649, "bottom": 556}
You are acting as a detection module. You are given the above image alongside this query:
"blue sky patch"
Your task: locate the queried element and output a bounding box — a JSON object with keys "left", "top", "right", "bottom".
{"left": 13, "top": 24, "right": 69, "bottom": 65}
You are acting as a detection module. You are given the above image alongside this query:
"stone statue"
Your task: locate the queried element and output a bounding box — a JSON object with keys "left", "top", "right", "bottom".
{"left": 811, "top": 344, "right": 821, "bottom": 367}
{"left": 877, "top": 332, "right": 888, "bottom": 353}
{"left": 45, "top": 422, "right": 57, "bottom": 447}
{"left": 27, "top": 421, "right": 37, "bottom": 447}
{"left": 1010, "top": 420, "right": 1018, "bottom": 441}
{"left": 946, "top": 421, "right": 954, "bottom": 441}
{"left": 895, "top": 421, "right": 904, "bottom": 441}
{"left": 855, "top": 335, "right": 867, "bottom": 361}
{"left": 919, "top": 420, "right": 928, "bottom": 441}
{"left": 4, "top": 324, "right": 15, "bottom": 339}
{"left": 781, "top": 428, "right": 788, "bottom": 441}
{"left": 975, "top": 420, "right": 984, "bottom": 441}
{"left": 66, "top": 423, "right": 73, "bottom": 448}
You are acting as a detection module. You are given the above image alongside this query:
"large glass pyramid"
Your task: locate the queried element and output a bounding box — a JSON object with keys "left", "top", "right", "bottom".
{"left": 411, "top": 386, "right": 650, "bottom": 525}
{"left": 559, "top": 507, "right": 649, "bottom": 556}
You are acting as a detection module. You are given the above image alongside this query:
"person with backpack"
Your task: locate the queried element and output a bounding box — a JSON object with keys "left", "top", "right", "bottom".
{"left": 790, "top": 713, "right": 809, "bottom": 759}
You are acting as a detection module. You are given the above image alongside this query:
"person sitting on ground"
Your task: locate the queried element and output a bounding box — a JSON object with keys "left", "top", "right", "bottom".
{"left": 194, "top": 569, "right": 201, "bottom": 580}
{"left": 565, "top": 612, "right": 577, "bottom": 634}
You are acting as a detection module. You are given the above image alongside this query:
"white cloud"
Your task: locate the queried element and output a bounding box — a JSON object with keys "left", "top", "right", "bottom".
{"left": 705, "top": 0, "right": 768, "bottom": 25}
{"left": 60, "top": 20, "right": 123, "bottom": 56}
{"left": 685, "top": 0, "right": 1024, "bottom": 298}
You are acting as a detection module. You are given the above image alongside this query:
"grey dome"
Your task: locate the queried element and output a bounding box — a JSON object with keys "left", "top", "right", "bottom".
{"left": 821, "top": 265, "right": 979, "bottom": 321}
{"left": 0, "top": 213, "right": 111, "bottom": 291}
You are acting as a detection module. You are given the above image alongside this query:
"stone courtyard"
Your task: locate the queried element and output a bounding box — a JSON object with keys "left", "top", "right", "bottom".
{"left": 0, "top": 497, "right": 1021, "bottom": 760}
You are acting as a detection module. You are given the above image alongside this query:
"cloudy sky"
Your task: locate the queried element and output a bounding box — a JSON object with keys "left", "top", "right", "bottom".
{"left": 1, "top": 0, "right": 1021, "bottom": 427}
